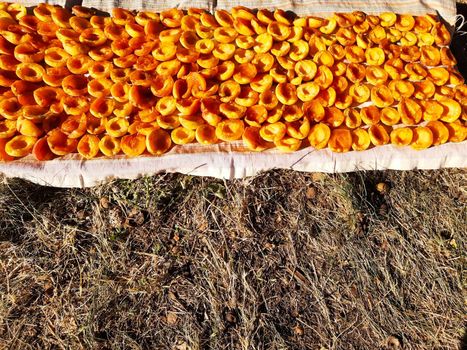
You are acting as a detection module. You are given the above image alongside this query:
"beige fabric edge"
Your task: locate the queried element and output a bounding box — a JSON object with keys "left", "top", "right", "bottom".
{"left": 1, "top": 141, "right": 466, "bottom": 187}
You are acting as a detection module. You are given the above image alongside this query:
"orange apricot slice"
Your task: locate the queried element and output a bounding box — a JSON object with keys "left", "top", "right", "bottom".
{"left": 346, "top": 63, "right": 366, "bottom": 84}
{"left": 405, "top": 63, "right": 427, "bottom": 81}
{"left": 77, "top": 134, "right": 99, "bottom": 159}
{"left": 274, "top": 137, "right": 301, "bottom": 152}
{"left": 422, "top": 100, "right": 443, "bottom": 121}
{"left": 15, "top": 63, "right": 44, "bottom": 82}
{"left": 47, "top": 129, "right": 78, "bottom": 156}
{"left": 388, "top": 80, "right": 414, "bottom": 101}
{"left": 432, "top": 22, "right": 450, "bottom": 46}
{"left": 235, "top": 86, "right": 259, "bottom": 107}
{"left": 242, "top": 126, "right": 270, "bottom": 152}
{"left": 0, "top": 119, "right": 16, "bottom": 138}
{"left": 155, "top": 114, "right": 179, "bottom": 130}
{"left": 344, "top": 108, "right": 362, "bottom": 129}
{"left": 121, "top": 134, "right": 146, "bottom": 157}
{"left": 0, "top": 97, "right": 21, "bottom": 120}
{"left": 400, "top": 46, "right": 420, "bottom": 63}
{"left": 395, "top": 14, "right": 415, "bottom": 31}
{"left": 31, "top": 136, "right": 54, "bottom": 161}
{"left": 233, "top": 63, "right": 257, "bottom": 84}
{"left": 129, "top": 85, "right": 155, "bottom": 110}
{"left": 380, "top": 107, "right": 400, "bottom": 126}
{"left": 308, "top": 123, "right": 331, "bottom": 149}
{"left": 323, "top": 107, "right": 345, "bottom": 128}
{"left": 257, "top": 90, "right": 278, "bottom": 110}
{"left": 267, "top": 21, "right": 291, "bottom": 41}
{"left": 420, "top": 46, "right": 441, "bottom": 66}
{"left": 365, "top": 47, "right": 385, "bottom": 65}
{"left": 390, "top": 127, "right": 413, "bottom": 146}
{"left": 361, "top": 106, "right": 381, "bottom": 125}
{"left": 371, "top": 86, "right": 394, "bottom": 108}
{"left": 380, "top": 12, "right": 397, "bottom": 27}
{"left": 297, "top": 82, "right": 320, "bottom": 102}
{"left": 16, "top": 117, "right": 42, "bottom": 137}
{"left": 445, "top": 121, "right": 466, "bottom": 142}
{"left": 345, "top": 45, "right": 365, "bottom": 63}
{"left": 426, "top": 121, "right": 449, "bottom": 146}
{"left": 348, "top": 83, "right": 370, "bottom": 103}
{"left": 286, "top": 117, "right": 310, "bottom": 140}
{"left": 195, "top": 124, "right": 218, "bottom": 144}
{"left": 260, "top": 122, "right": 286, "bottom": 143}
{"left": 368, "top": 124, "right": 390, "bottom": 146}
{"left": 105, "top": 117, "right": 129, "bottom": 138}
{"left": 328, "top": 128, "right": 352, "bottom": 153}
{"left": 62, "top": 75, "right": 88, "bottom": 96}
{"left": 439, "top": 98, "right": 462, "bottom": 123}
{"left": 294, "top": 60, "right": 317, "bottom": 81}
{"left": 413, "top": 80, "right": 435, "bottom": 100}
{"left": 250, "top": 74, "right": 273, "bottom": 94}
{"left": 411, "top": 126, "right": 433, "bottom": 150}
{"left": 302, "top": 100, "right": 324, "bottom": 122}
{"left": 4, "top": 135, "right": 36, "bottom": 158}
{"left": 98, "top": 135, "right": 121, "bottom": 157}
{"left": 351, "top": 128, "right": 371, "bottom": 151}
{"left": 215, "top": 119, "right": 244, "bottom": 141}
{"left": 414, "top": 16, "right": 432, "bottom": 33}
{"left": 86, "top": 115, "right": 106, "bottom": 135}
{"left": 179, "top": 115, "right": 205, "bottom": 130}
{"left": 276, "top": 83, "right": 298, "bottom": 105}
{"left": 90, "top": 97, "right": 115, "bottom": 119}
{"left": 244, "top": 105, "right": 268, "bottom": 127}
{"left": 398, "top": 99, "right": 422, "bottom": 125}
{"left": 365, "top": 66, "right": 388, "bottom": 86}
{"left": 60, "top": 114, "right": 87, "bottom": 139}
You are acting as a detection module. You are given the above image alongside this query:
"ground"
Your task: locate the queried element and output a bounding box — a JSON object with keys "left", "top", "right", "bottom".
{"left": 0, "top": 169, "right": 465, "bottom": 349}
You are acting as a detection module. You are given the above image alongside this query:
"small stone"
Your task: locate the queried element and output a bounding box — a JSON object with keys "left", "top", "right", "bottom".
{"left": 166, "top": 312, "right": 178, "bottom": 325}
{"left": 99, "top": 197, "right": 109, "bottom": 209}
{"left": 311, "top": 172, "right": 325, "bottom": 182}
{"left": 225, "top": 311, "right": 237, "bottom": 324}
{"left": 293, "top": 325, "right": 304, "bottom": 336}
{"left": 376, "top": 182, "right": 389, "bottom": 194}
{"left": 306, "top": 187, "right": 317, "bottom": 199}
{"left": 386, "top": 335, "right": 401, "bottom": 349}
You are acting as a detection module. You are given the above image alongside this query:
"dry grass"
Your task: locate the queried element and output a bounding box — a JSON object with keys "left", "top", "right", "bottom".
{"left": 0, "top": 169, "right": 465, "bottom": 349}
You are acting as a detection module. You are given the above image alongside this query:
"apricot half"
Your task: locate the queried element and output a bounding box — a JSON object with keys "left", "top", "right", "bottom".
{"left": 260, "top": 122, "right": 286, "bottom": 142}
{"left": 426, "top": 121, "right": 449, "bottom": 146}
{"left": 398, "top": 99, "right": 422, "bottom": 125}
{"left": 411, "top": 126, "right": 433, "bottom": 150}
{"left": 274, "top": 137, "right": 301, "bottom": 152}
{"left": 390, "top": 127, "right": 413, "bottom": 146}
{"left": 99, "top": 135, "right": 121, "bottom": 156}
{"left": 328, "top": 128, "right": 352, "bottom": 152}
{"left": 47, "top": 129, "right": 78, "bottom": 156}
{"left": 77, "top": 134, "right": 99, "bottom": 159}
{"left": 369, "top": 125, "right": 390, "bottom": 146}
{"left": 215, "top": 119, "right": 244, "bottom": 141}
{"left": 308, "top": 123, "right": 331, "bottom": 149}
{"left": 146, "top": 128, "right": 172, "bottom": 155}
{"left": 242, "top": 126, "right": 269, "bottom": 152}
{"left": 439, "top": 98, "right": 461, "bottom": 123}
{"left": 195, "top": 124, "right": 218, "bottom": 144}
{"left": 32, "top": 136, "right": 55, "bottom": 161}
{"left": 351, "top": 128, "right": 371, "bottom": 151}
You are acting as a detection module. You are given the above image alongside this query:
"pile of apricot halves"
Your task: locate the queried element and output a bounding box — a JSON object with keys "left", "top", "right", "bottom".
{"left": 0, "top": 3, "right": 466, "bottom": 161}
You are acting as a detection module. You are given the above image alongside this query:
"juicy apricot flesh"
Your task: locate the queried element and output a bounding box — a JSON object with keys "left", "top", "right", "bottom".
{"left": 0, "top": 5, "right": 464, "bottom": 162}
